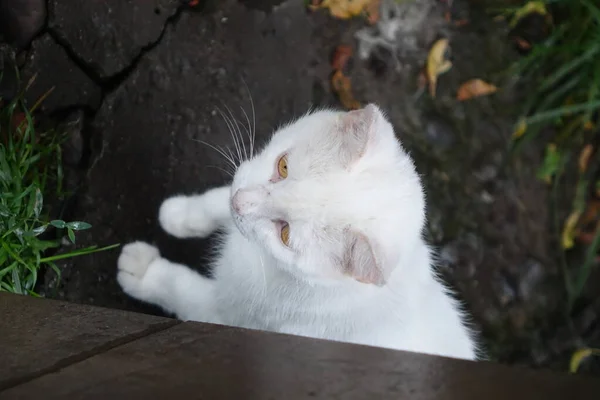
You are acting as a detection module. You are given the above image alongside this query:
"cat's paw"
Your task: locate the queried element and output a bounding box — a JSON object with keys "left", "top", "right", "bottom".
{"left": 159, "top": 195, "right": 215, "bottom": 238}
{"left": 117, "top": 241, "right": 160, "bottom": 297}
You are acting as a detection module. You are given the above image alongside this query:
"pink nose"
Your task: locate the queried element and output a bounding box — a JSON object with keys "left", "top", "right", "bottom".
{"left": 231, "top": 187, "right": 268, "bottom": 216}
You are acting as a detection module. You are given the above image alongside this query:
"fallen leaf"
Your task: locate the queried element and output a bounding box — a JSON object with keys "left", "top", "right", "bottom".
{"left": 454, "top": 19, "right": 469, "bottom": 27}
{"left": 537, "top": 143, "right": 562, "bottom": 184}
{"left": 578, "top": 144, "right": 594, "bottom": 173}
{"left": 562, "top": 210, "right": 581, "bottom": 249}
{"left": 569, "top": 348, "right": 600, "bottom": 374}
{"left": 426, "top": 38, "right": 452, "bottom": 98}
{"left": 365, "top": 0, "right": 380, "bottom": 24}
{"left": 510, "top": 1, "right": 548, "bottom": 27}
{"left": 513, "top": 37, "right": 532, "bottom": 50}
{"left": 512, "top": 119, "right": 527, "bottom": 140}
{"left": 331, "top": 45, "right": 353, "bottom": 71}
{"left": 457, "top": 79, "right": 498, "bottom": 101}
{"left": 309, "top": 0, "right": 379, "bottom": 21}
{"left": 331, "top": 70, "right": 361, "bottom": 110}
{"left": 584, "top": 120, "right": 595, "bottom": 131}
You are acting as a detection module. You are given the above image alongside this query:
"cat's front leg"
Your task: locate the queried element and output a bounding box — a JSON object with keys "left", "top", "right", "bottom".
{"left": 117, "top": 241, "right": 221, "bottom": 323}
{"left": 159, "top": 185, "right": 231, "bottom": 239}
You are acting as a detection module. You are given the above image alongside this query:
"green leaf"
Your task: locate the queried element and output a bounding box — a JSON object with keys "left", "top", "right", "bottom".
{"left": 27, "top": 224, "right": 48, "bottom": 237}
{"left": 11, "top": 268, "right": 22, "bottom": 294}
{"left": 66, "top": 221, "right": 92, "bottom": 231}
{"left": 537, "top": 144, "right": 563, "bottom": 183}
{"left": 50, "top": 220, "right": 66, "bottom": 229}
{"left": 33, "top": 188, "right": 43, "bottom": 218}
{"left": 67, "top": 228, "right": 76, "bottom": 244}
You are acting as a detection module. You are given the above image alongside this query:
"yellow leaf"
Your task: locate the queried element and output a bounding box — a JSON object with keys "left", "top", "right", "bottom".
{"left": 562, "top": 211, "right": 581, "bottom": 250}
{"left": 309, "top": 0, "right": 379, "bottom": 21}
{"left": 569, "top": 348, "right": 600, "bottom": 373}
{"left": 457, "top": 79, "right": 498, "bottom": 101}
{"left": 331, "top": 70, "right": 361, "bottom": 110}
{"left": 510, "top": 1, "right": 548, "bottom": 27}
{"left": 426, "top": 38, "right": 452, "bottom": 98}
{"left": 578, "top": 144, "right": 594, "bottom": 173}
{"left": 512, "top": 119, "right": 527, "bottom": 140}
{"left": 584, "top": 120, "right": 595, "bottom": 131}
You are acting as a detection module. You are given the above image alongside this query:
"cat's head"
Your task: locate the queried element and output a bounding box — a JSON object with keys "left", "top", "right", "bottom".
{"left": 230, "top": 104, "right": 425, "bottom": 286}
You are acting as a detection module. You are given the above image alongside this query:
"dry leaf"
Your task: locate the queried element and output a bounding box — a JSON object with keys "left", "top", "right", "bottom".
{"left": 331, "top": 45, "right": 353, "bottom": 71}
{"left": 511, "top": 119, "right": 527, "bottom": 140}
{"left": 562, "top": 210, "right": 581, "bottom": 249}
{"left": 365, "top": 0, "right": 381, "bottom": 24}
{"left": 331, "top": 70, "right": 361, "bottom": 110}
{"left": 569, "top": 348, "right": 600, "bottom": 374}
{"left": 309, "top": 0, "right": 379, "bottom": 21}
{"left": 454, "top": 19, "right": 469, "bottom": 27}
{"left": 578, "top": 144, "right": 594, "bottom": 173}
{"left": 457, "top": 79, "right": 498, "bottom": 101}
{"left": 426, "top": 38, "right": 452, "bottom": 98}
{"left": 584, "top": 120, "right": 595, "bottom": 131}
{"left": 510, "top": 1, "right": 548, "bottom": 27}
{"left": 514, "top": 37, "right": 532, "bottom": 50}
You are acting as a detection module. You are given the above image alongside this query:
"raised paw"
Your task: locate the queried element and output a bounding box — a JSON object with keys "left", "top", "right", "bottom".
{"left": 158, "top": 195, "right": 216, "bottom": 239}
{"left": 117, "top": 241, "right": 160, "bottom": 298}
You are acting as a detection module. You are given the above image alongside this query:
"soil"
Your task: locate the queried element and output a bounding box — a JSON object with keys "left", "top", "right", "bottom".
{"left": 1, "top": 0, "right": 598, "bottom": 375}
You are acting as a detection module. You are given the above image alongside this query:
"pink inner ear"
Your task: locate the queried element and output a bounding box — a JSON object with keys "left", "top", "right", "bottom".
{"left": 337, "top": 104, "right": 379, "bottom": 166}
{"left": 343, "top": 230, "right": 386, "bottom": 287}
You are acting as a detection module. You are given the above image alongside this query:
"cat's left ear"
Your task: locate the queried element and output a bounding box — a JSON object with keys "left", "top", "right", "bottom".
{"left": 336, "top": 104, "right": 382, "bottom": 166}
{"left": 341, "top": 229, "right": 387, "bottom": 287}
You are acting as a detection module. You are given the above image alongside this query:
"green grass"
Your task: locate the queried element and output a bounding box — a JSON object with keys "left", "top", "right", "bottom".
{"left": 0, "top": 76, "right": 119, "bottom": 296}
{"left": 505, "top": 0, "right": 600, "bottom": 310}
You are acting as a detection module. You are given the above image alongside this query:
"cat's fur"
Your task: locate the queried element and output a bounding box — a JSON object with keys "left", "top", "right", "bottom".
{"left": 117, "top": 104, "right": 478, "bottom": 360}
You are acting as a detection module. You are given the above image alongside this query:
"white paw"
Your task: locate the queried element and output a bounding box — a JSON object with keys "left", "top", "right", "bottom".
{"left": 158, "top": 195, "right": 215, "bottom": 238}
{"left": 117, "top": 241, "right": 160, "bottom": 297}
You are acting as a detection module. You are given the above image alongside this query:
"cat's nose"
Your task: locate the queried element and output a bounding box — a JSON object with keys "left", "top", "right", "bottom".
{"left": 231, "top": 187, "right": 268, "bottom": 216}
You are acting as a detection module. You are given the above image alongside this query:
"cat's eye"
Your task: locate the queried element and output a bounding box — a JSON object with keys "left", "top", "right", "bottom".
{"left": 277, "top": 154, "right": 288, "bottom": 179}
{"left": 280, "top": 222, "right": 290, "bottom": 246}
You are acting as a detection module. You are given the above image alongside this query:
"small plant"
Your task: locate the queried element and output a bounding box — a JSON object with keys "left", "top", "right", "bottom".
{"left": 504, "top": 1, "right": 600, "bottom": 310}
{"left": 0, "top": 75, "right": 118, "bottom": 296}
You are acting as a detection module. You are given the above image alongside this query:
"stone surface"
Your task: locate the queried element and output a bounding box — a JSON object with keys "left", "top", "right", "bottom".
{"left": 3, "top": 313, "right": 600, "bottom": 399}
{"left": 0, "top": 293, "right": 178, "bottom": 391}
{"left": 0, "top": 44, "right": 19, "bottom": 99}
{"left": 48, "top": 0, "right": 180, "bottom": 79}
{"left": 21, "top": 34, "right": 102, "bottom": 112}
{"left": 31, "top": 0, "right": 600, "bottom": 373}
{"left": 0, "top": 0, "right": 46, "bottom": 48}
{"left": 51, "top": 0, "right": 312, "bottom": 310}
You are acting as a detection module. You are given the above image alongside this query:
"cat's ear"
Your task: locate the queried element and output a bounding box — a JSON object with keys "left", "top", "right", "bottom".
{"left": 336, "top": 104, "right": 381, "bottom": 166}
{"left": 342, "top": 229, "right": 387, "bottom": 286}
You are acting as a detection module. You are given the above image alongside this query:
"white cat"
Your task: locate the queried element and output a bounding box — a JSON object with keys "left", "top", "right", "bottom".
{"left": 117, "top": 104, "right": 478, "bottom": 360}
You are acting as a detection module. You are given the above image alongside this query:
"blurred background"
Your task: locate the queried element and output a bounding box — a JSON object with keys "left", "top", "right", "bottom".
{"left": 1, "top": 0, "right": 599, "bottom": 376}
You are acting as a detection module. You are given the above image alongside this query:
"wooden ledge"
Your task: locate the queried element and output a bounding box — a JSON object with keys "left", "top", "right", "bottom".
{"left": 1, "top": 292, "right": 598, "bottom": 399}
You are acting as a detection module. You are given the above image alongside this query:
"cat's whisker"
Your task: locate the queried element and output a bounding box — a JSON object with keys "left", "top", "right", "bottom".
{"left": 241, "top": 79, "right": 257, "bottom": 158}
{"left": 223, "top": 103, "right": 249, "bottom": 162}
{"left": 239, "top": 105, "right": 254, "bottom": 159}
{"left": 205, "top": 164, "right": 234, "bottom": 178}
{"left": 192, "top": 138, "right": 237, "bottom": 170}
{"left": 216, "top": 106, "right": 243, "bottom": 166}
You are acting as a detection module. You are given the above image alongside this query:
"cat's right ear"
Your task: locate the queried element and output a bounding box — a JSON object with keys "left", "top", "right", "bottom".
{"left": 336, "top": 104, "right": 381, "bottom": 166}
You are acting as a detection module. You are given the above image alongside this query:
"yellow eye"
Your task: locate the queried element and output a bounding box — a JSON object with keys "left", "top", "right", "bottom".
{"left": 280, "top": 222, "right": 290, "bottom": 246}
{"left": 277, "top": 155, "right": 288, "bottom": 179}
